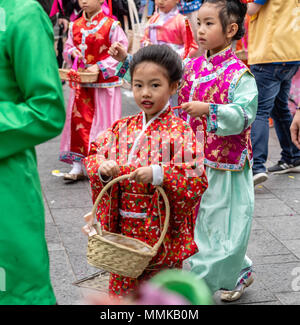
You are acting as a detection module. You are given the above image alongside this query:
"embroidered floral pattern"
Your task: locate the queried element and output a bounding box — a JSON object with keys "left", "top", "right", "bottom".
{"left": 84, "top": 107, "right": 208, "bottom": 297}
{"left": 209, "top": 104, "right": 218, "bottom": 133}
{"left": 116, "top": 54, "right": 132, "bottom": 79}
{"left": 59, "top": 151, "right": 85, "bottom": 164}
{"left": 178, "top": 47, "right": 253, "bottom": 171}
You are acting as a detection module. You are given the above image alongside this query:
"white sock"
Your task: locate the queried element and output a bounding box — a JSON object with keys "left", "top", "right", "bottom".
{"left": 69, "top": 162, "right": 82, "bottom": 175}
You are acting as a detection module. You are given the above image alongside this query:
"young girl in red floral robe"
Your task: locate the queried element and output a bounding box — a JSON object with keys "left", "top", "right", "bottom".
{"left": 83, "top": 44, "right": 208, "bottom": 298}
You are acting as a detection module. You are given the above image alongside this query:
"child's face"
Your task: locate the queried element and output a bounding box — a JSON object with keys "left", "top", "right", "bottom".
{"left": 155, "top": 0, "right": 179, "bottom": 14}
{"left": 197, "top": 3, "right": 232, "bottom": 55}
{"left": 79, "top": 0, "right": 104, "bottom": 17}
{"left": 132, "top": 62, "right": 177, "bottom": 122}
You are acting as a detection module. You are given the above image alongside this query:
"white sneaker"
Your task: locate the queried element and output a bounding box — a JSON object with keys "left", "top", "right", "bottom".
{"left": 253, "top": 172, "right": 269, "bottom": 186}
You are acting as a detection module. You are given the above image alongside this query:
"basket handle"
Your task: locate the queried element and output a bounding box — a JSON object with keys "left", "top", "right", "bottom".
{"left": 91, "top": 173, "right": 170, "bottom": 253}
{"left": 71, "top": 55, "right": 85, "bottom": 71}
{"left": 72, "top": 55, "right": 79, "bottom": 71}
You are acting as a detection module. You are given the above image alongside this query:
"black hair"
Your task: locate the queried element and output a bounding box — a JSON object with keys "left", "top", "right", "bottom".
{"left": 129, "top": 44, "right": 183, "bottom": 84}
{"left": 203, "top": 0, "right": 247, "bottom": 40}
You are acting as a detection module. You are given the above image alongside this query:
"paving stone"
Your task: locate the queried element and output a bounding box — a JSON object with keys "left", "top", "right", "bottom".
{"left": 49, "top": 249, "right": 83, "bottom": 305}
{"left": 45, "top": 188, "right": 93, "bottom": 209}
{"left": 254, "top": 262, "right": 300, "bottom": 293}
{"left": 251, "top": 218, "right": 264, "bottom": 230}
{"left": 245, "top": 300, "right": 282, "bottom": 305}
{"left": 270, "top": 190, "right": 300, "bottom": 212}
{"left": 281, "top": 239, "right": 300, "bottom": 260}
{"left": 251, "top": 254, "right": 299, "bottom": 266}
{"left": 47, "top": 243, "right": 65, "bottom": 251}
{"left": 36, "top": 141, "right": 65, "bottom": 168}
{"left": 43, "top": 195, "right": 54, "bottom": 224}
{"left": 56, "top": 226, "right": 89, "bottom": 256}
{"left": 247, "top": 229, "right": 291, "bottom": 257}
{"left": 254, "top": 185, "right": 275, "bottom": 200}
{"left": 276, "top": 292, "right": 300, "bottom": 305}
{"left": 263, "top": 173, "right": 300, "bottom": 190}
{"left": 254, "top": 198, "right": 295, "bottom": 218}
{"left": 257, "top": 215, "right": 300, "bottom": 241}
{"left": 50, "top": 207, "right": 91, "bottom": 226}
{"left": 68, "top": 254, "right": 102, "bottom": 280}
{"left": 45, "top": 223, "right": 61, "bottom": 245}
{"left": 40, "top": 171, "right": 90, "bottom": 191}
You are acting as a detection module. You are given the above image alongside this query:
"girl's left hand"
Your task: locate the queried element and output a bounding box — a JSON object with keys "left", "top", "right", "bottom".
{"left": 129, "top": 167, "right": 153, "bottom": 184}
{"left": 181, "top": 101, "right": 209, "bottom": 117}
{"left": 85, "top": 64, "right": 100, "bottom": 73}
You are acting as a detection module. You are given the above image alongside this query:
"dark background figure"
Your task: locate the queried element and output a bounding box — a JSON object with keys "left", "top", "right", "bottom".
{"left": 36, "top": 0, "right": 82, "bottom": 68}
{"left": 36, "top": 0, "right": 57, "bottom": 24}
{"left": 36, "top": 0, "right": 81, "bottom": 24}
{"left": 111, "top": 0, "right": 141, "bottom": 30}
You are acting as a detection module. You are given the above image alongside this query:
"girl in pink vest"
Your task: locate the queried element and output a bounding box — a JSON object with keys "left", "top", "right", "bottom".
{"left": 179, "top": 0, "right": 258, "bottom": 302}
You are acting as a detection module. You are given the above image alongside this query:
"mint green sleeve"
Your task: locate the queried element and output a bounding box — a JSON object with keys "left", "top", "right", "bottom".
{"left": 116, "top": 54, "right": 132, "bottom": 83}
{"left": 0, "top": 2, "right": 65, "bottom": 160}
{"left": 207, "top": 72, "right": 258, "bottom": 136}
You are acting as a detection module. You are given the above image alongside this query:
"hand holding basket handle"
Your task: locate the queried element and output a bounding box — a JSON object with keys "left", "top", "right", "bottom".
{"left": 59, "top": 54, "right": 98, "bottom": 84}
{"left": 85, "top": 172, "right": 170, "bottom": 278}
{"left": 71, "top": 54, "right": 85, "bottom": 71}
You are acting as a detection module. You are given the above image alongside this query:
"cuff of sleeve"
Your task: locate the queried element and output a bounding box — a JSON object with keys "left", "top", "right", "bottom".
{"left": 98, "top": 166, "right": 113, "bottom": 183}
{"left": 97, "top": 61, "right": 110, "bottom": 80}
{"left": 207, "top": 103, "right": 218, "bottom": 133}
{"left": 151, "top": 165, "right": 164, "bottom": 186}
{"left": 67, "top": 46, "right": 77, "bottom": 61}
{"left": 116, "top": 54, "right": 132, "bottom": 79}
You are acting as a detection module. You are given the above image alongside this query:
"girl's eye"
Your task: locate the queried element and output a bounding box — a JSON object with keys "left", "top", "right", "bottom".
{"left": 206, "top": 22, "right": 213, "bottom": 26}
{"left": 134, "top": 84, "right": 142, "bottom": 88}
{"left": 152, "top": 83, "right": 160, "bottom": 88}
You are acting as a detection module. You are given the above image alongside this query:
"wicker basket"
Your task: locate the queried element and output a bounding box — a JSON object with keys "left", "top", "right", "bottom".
{"left": 59, "top": 68, "right": 99, "bottom": 83}
{"left": 87, "top": 173, "right": 170, "bottom": 278}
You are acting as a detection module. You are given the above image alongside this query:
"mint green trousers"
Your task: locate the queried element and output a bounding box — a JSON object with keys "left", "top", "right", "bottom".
{"left": 188, "top": 163, "right": 254, "bottom": 292}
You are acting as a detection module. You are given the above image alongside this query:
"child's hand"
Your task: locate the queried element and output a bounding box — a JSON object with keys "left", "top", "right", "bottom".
{"left": 129, "top": 167, "right": 153, "bottom": 184}
{"left": 71, "top": 49, "right": 84, "bottom": 63}
{"left": 108, "top": 42, "right": 128, "bottom": 62}
{"left": 181, "top": 101, "right": 209, "bottom": 117}
{"left": 85, "top": 64, "right": 100, "bottom": 73}
{"left": 99, "top": 160, "right": 120, "bottom": 177}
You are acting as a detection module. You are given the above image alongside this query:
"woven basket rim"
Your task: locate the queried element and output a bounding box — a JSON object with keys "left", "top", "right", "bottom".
{"left": 90, "top": 229, "right": 155, "bottom": 257}
{"left": 59, "top": 68, "right": 98, "bottom": 76}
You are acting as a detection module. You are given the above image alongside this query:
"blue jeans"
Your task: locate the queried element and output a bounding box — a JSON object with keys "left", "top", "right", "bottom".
{"left": 250, "top": 64, "right": 300, "bottom": 174}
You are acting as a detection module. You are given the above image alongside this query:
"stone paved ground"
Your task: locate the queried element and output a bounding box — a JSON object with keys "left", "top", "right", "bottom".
{"left": 37, "top": 86, "right": 300, "bottom": 305}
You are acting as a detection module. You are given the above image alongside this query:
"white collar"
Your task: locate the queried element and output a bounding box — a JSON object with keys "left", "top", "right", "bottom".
{"left": 142, "top": 103, "right": 169, "bottom": 128}
{"left": 83, "top": 9, "right": 102, "bottom": 22}
{"left": 128, "top": 103, "right": 169, "bottom": 164}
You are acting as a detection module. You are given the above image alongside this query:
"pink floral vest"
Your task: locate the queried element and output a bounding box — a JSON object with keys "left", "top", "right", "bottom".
{"left": 179, "top": 47, "right": 252, "bottom": 171}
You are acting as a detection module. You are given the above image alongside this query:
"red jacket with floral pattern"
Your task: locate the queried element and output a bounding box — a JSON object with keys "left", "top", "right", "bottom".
{"left": 83, "top": 106, "right": 208, "bottom": 268}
